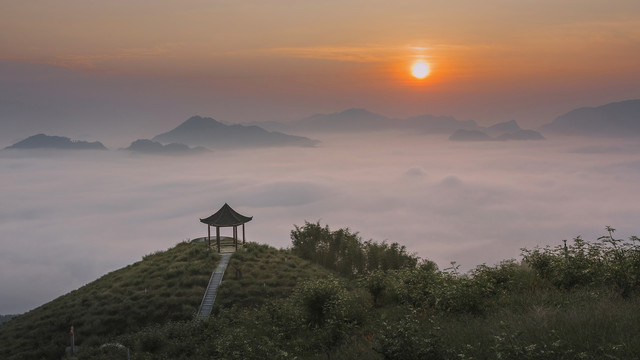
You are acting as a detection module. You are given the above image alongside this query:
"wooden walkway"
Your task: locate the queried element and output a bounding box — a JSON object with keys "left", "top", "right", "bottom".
{"left": 197, "top": 252, "right": 232, "bottom": 318}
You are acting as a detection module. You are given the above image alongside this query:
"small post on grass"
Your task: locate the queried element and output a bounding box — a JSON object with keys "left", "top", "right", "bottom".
{"left": 70, "top": 325, "right": 75, "bottom": 356}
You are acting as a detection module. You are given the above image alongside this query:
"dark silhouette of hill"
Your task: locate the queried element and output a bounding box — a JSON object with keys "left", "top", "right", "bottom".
{"left": 450, "top": 127, "right": 544, "bottom": 142}
{"left": 152, "top": 116, "right": 318, "bottom": 149}
{"left": 540, "top": 99, "right": 640, "bottom": 137}
{"left": 122, "top": 139, "right": 209, "bottom": 155}
{"left": 485, "top": 120, "right": 521, "bottom": 137}
{"left": 5, "top": 134, "right": 107, "bottom": 150}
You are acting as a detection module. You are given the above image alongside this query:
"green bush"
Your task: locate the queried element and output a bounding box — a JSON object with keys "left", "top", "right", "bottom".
{"left": 522, "top": 227, "right": 640, "bottom": 296}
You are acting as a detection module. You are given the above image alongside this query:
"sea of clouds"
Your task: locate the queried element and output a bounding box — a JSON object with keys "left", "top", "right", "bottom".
{"left": 2, "top": 132, "right": 640, "bottom": 314}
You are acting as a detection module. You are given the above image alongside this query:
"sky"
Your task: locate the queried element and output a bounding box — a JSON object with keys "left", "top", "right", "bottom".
{"left": 2, "top": 0, "right": 640, "bottom": 144}
{"left": 2, "top": 1, "right": 640, "bottom": 314}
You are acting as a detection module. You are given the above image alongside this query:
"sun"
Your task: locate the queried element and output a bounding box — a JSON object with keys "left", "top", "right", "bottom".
{"left": 411, "top": 60, "right": 430, "bottom": 79}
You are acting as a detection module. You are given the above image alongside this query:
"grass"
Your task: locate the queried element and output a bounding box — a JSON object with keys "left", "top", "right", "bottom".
{"left": 0, "top": 240, "right": 218, "bottom": 360}
{"left": 214, "top": 242, "right": 334, "bottom": 310}
{"left": 436, "top": 288, "right": 640, "bottom": 359}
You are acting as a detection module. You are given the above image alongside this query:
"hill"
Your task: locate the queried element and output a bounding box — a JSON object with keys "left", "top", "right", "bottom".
{"left": 0, "top": 241, "right": 218, "bottom": 359}
{"left": 5, "top": 134, "right": 107, "bottom": 150}
{"left": 2, "top": 224, "right": 639, "bottom": 359}
{"left": 540, "top": 99, "right": 640, "bottom": 137}
{"left": 122, "top": 139, "right": 209, "bottom": 155}
{"left": 265, "top": 108, "right": 481, "bottom": 135}
{"left": 0, "top": 315, "right": 16, "bottom": 325}
{"left": 82, "top": 223, "right": 640, "bottom": 359}
{"left": 152, "top": 116, "right": 318, "bottom": 149}
{"left": 450, "top": 127, "right": 545, "bottom": 142}
{"left": 485, "top": 120, "right": 521, "bottom": 137}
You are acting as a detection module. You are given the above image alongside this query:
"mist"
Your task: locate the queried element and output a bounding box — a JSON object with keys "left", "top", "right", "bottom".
{"left": 2, "top": 132, "right": 640, "bottom": 314}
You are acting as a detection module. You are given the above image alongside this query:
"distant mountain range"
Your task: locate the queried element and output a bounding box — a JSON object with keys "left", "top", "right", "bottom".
{"left": 122, "top": 139, "right": 209, "bottom": 155}
{"left": 5, "top": 99, "right": 639, "bottom": 152}
{"left": 4, "top": 134, "right": 107, "bottom": 150}
{"left": 450, "top": 122, "right": 545, "bottom": 142}
{"left": 152, "top": 116, "right": 318, "bottom": 149}
{"left": 254, "top": 108, "right": 544, "bottom": 141}
{"left": 540, "top": 99, "right": 640, "bottom": 137}
{"left": 253, "top": 108, "right": 482, "bottom": 135}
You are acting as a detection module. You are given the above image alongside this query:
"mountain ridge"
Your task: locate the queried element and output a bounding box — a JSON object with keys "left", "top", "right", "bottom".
{"left": 540, "top": 99, "right": 640, "bottom": 137}
{"left": 5, "top": 134, "right": 107, "bottom": 150}
{"left": 152, "top": 115, "right": 318, "bottom": 149}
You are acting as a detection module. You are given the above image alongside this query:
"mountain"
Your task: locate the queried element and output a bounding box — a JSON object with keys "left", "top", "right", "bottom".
{"left": 5, "top": 134, "right": 107, "bottom": 150}
{"left": 268, "top": 108, "right": 481, "bottom": 135}
{"left": 540, "top": 99, "right": 640, "bottom": 137}
{"left": 449, "top": 129, "right": 494, "bottom": 141}
{"left": 0, "top": 240, "right": 332, "bottom": 359}
{"left": 449, "top": 128, "right": 545, "bottom": 142}
{"left": 122, "top": 139, "right": 209, "bottom": 155}
{"left": 485, "top": 120, "right": 521, "bottom": 137}
{"left": 152, "top": 116, "right": 318, "bottom": 149}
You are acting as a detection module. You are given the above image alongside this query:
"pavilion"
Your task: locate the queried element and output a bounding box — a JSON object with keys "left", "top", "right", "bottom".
{"left": 200, "top": 203, "right": 252, "bottom": 252}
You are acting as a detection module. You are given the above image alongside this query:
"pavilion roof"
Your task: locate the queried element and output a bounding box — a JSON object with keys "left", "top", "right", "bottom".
{"left": 200, "top": 203, "right": 252, "bottom": 227}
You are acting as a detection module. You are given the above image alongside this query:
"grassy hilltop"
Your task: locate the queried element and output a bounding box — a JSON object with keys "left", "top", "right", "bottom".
{"left": 2, "top": 224, "right": 640, "bottom": 359}
{"left": 0, "top": 241, "right": 219, "bottom": 359}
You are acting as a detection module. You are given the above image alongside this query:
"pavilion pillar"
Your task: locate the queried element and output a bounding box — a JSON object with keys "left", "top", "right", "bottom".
{"left": 207, "top": 225, "right": 211, "bottom": 248}
{"left": 216, "top": 226, "right": 221, "bottom": 253}
{"left": 234, "top": 226, "right": 238, "bottom": 250}
{"left": 243, "top": 223, "right": 246, "bottom": 244}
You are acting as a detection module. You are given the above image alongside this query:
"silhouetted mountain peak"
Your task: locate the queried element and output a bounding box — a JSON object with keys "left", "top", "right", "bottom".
{"left": 152, "top": 116, "right": 318, "bottom": 149}
{"left": 5, "top": 134, "right": 107, "bottom": 150}
{"left": 540, "top": 99, "right": 640, "bottom": 137}
{"left": 173, "top": 116, "right": 226, "bottom": 132}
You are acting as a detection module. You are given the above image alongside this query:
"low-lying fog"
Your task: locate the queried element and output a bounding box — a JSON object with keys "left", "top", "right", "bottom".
{"left": 2, "top": 132, "right": 640, "bottom": 314}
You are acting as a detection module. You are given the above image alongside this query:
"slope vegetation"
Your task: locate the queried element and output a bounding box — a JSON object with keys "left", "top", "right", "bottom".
{"left": 0, "top": 241, "right": 218, "bottom": 359}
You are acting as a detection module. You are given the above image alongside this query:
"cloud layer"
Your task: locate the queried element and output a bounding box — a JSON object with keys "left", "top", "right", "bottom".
{"left": 2, "top": 133, "right": 640, "bottom": 313}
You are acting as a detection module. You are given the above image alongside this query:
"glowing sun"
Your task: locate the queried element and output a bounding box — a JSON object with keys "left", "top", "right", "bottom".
{"left": 411, "top": 60, "right": 430, "bottom": 79}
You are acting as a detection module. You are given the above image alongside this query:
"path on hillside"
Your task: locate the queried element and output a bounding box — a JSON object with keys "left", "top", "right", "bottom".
{"left": 197, "top": 252, "right": 232, "bottom": 318}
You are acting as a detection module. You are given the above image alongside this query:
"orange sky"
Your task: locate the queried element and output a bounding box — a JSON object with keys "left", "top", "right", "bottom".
{"left": 2, "top": 0, "right": 640, "bottom": 129}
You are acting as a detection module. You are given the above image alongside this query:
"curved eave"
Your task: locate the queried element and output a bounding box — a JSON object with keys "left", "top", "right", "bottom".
{"left": 200, "top": 216, "right": 252, "bottom": 227}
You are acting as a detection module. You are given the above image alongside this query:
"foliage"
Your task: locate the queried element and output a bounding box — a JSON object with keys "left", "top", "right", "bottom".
{"left": 290, "top": 221, "right": 418, "bottom": 277}
{"left": 0, "top": 315, "right": 17, "bottom": 325}
{"left": 374, "top": 309, "right": 445, "bottom": 360}
{"left": 522, "top": 226, "right": 640, "bottom": 296}
{"left": 214, "top": 242, "right": 333, "bottom": 310}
